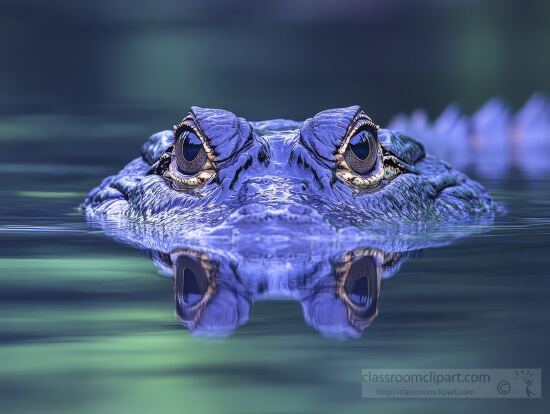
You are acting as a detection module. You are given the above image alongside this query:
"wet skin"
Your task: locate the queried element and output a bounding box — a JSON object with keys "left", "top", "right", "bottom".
{"left": 83, "top": 106, "right": 495, "bottom": 238}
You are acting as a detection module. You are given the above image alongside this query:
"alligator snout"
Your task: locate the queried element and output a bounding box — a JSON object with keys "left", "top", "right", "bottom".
{"left": 225, "top": 203, "right": 329, "bottom": 233}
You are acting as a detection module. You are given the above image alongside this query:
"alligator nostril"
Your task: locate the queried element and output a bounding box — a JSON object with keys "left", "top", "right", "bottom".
{"left": 287, "top": 204, "right": 313, "bottom": 215}
{"left": 237, "top": 204, "right": 267, "bottom": 215}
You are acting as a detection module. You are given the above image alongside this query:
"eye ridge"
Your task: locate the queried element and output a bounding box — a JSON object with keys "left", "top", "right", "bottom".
{"left": 336, "top": 248, "right": 382, "bottom": 318}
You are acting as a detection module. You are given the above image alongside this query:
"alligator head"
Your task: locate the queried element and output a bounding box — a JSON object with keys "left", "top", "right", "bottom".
{"left": 83, "top": 106, "right": 496, "bottom": 238}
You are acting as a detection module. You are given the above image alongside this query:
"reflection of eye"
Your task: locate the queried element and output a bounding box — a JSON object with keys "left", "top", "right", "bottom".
{"left": 336, "top": 247, "right": 382, "bottom": 327}
{"left": 175, "top": 130, "right": 208, "bottom": 175}
{"left": 175, "top": 255, "right": 209, "bottom": 307}
{"left": 343, "top": 256, "right": 376, "bottom": 308}
{"left": 343, "top": 129, "right": 378, "bottom": 176}
{"left": 171, "top": 248, "right": 218, "bottom": 330}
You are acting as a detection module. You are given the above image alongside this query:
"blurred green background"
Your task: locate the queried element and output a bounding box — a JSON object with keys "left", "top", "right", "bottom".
{"left": 1, "top": 2, "right": 550, "bottom": 413}
{"left": 1, "top": 0, "right": 549, "bottom": 124}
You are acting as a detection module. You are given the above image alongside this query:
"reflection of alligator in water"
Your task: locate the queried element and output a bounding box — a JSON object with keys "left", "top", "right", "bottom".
{"left": 149, "top": 245, "right": 412, "bottom": 338}
{"left": 87, "top": 208, "right": 490, "bottom": 338}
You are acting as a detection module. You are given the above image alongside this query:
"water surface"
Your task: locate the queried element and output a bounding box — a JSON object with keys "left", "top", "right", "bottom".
{"left": 1, "top": 116, "right": 549, "bottom": 413}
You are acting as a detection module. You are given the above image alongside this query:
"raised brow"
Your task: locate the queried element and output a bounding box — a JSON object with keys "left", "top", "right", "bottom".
{"left": 190, "top": 107, "right": 252, "bottom": 162}
{"left": 300, "top": 106, "right": 361, "bottom": 162}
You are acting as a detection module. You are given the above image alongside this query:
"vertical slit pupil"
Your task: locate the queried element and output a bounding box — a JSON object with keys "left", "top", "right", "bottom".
{"left": 349, "top": 131, "right": 372, "bottom": 160}
{"left": 182, "top": 131, "right": 203, "bottom": 161}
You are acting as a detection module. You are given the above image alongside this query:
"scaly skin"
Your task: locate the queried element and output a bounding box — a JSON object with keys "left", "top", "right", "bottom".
{"left": 83, "top": 106, "right": 496, "bottom": 238}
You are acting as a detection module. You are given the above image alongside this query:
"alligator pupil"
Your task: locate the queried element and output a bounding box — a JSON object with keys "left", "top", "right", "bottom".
{"left": 182, "top": 132, "right": 202, "bottom": 161}
{"left": 349, "top": 131, "right": 372, "bottom": 160}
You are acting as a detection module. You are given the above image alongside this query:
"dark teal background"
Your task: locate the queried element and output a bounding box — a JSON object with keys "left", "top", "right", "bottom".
{"left": 1, "top": 0, "right": 549, "bottom": 123}
{"left": 1, "top": 1, "right": 549, "bottom": 413}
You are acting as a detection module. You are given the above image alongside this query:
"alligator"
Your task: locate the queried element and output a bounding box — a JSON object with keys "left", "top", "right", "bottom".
{"left": 82, "top": 105, "right": 496, "bottom": 238}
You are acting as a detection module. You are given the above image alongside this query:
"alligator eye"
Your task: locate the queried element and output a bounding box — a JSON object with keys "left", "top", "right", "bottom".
{"left": 336, "top": 112, "right": 385, "bottom": 189}
{"left": 175, "top": 254, "right": 209, "bottom": 306}
{"left": 343, "top": 129, "right": 378, "bottom": 175}
{"left": 175, "top": 130, "right": 208, "bottom": 175}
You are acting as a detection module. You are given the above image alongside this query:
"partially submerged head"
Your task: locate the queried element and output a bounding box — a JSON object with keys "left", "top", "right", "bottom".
{"left": 83, "top": 106, "right": 495, "bottom": 237}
